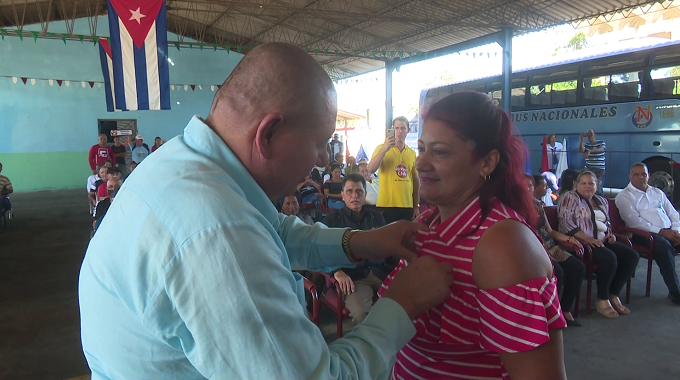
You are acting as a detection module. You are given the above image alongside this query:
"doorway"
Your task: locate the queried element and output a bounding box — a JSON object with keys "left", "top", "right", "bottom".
{"left": 98, "top": 119, "right": 138, "bottom": 143}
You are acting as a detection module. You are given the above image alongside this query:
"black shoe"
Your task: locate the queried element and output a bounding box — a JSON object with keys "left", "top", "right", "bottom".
{"left": 566, "top": 319, "right": 582, "bottom": 327}
{"left": 669, "top": 291, "right": 680, "bottom": 305}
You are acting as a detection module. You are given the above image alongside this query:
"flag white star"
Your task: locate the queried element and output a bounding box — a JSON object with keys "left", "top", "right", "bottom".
{"left": 129, "top": 7, "right": 146, "bottom": 24}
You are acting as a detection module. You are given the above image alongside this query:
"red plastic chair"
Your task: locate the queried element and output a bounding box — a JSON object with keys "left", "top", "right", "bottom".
{"left": 544, "top": 205, "right": 632, "bottom": 314}
{"left": 319, "top": 272, "right": 351, "bottom": 338}
{"left": 543, "top": 206, "right": 584, "bottom": 317}
{"left": 303, "top": 277, "right": 320, "bottom": 326}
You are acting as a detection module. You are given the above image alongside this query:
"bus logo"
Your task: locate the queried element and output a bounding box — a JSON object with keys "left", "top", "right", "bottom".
{"left": 632, "top": 105, "right": 653, "bottom": 128}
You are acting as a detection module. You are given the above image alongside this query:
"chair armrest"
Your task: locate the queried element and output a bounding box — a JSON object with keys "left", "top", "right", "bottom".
{"left": 618, "top": 225, "right": 653, "bottom": 245}
{"left": 302, "top": 277, "right": 319, "bottom": 324}
{"left": 556, "top": 241, "right": 584, "bottom": 259}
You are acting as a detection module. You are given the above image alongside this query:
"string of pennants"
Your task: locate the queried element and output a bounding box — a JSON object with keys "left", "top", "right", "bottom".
{"left": 0, "top": 28, "right": 500, "bottom": 60}
{"left": 1, "top": 75, "right": 221, "bottom": 91}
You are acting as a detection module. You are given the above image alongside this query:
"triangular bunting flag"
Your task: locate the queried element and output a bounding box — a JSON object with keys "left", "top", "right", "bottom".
{"left": 49, "top": 79, "right": 54, "bottom": 86}
{"left": 174, "top": 41, "right": 180, "bottom": 51}
{"left": 61, "top": 34, "right": 67, "bottom": 44}
{"left": 198, "top": 85, "right": 203, "bottom": 90}
{"left": 12, "top": 77, "right": 17, "bottom": 84}
{"left": 31, "top": 31, "right": 38, "bottom": 42}
{"left": 225, "top": 44, "right": 230, "bottom": 53}
{"left": 188, "top": 42, "right": 193, "bottom": 49}
{"left": 210, "top": 85, "right": 215, "bottom": 91}
{"left": 236, "top": 45, "right": 243, "bottom": 53}
{"left": 170, "top": 84, "right": 175, "bottom": 90}
{"left": 16, "top": 30, "right": 23, "bottom": 41}
{"left": 184, "top": 85, "right": 189, "bottom": 91}
{"left": 89, "top": 81, "right": 95, "bottom": 88}
{"left": 81, "top": 81, "right": 86, "bottom": 88}
{"left": 65, "top": 80, "right": 70, "bottom": 87}
{"left": 47, "top": 32, "right": 55, "bottom": 38}
{"left": 79, "top": 35, "right": 84, "bottom": 43}
{"left": 97, "top": 83, "right": 102, "bottom": 88}
{"left": 190, "top": 85, "right": 195, "bottom": 91}
{"left": 57, "top": 80, "right": 63, "bottom": 86}
{"left": 21, "top": 77, "right": 27, "bottom": 84}
{"left": 1, "top": 29, "right": 5, "bottom": 40}
{"left": 199, "top": 43, "right": 204, "bottom": 50}
{"left": 30, "top": 78, "right": 36, "bottom": 85}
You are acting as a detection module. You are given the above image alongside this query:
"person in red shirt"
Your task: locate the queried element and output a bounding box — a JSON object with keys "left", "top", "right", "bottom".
{"left": 89, "top": 134, "right": 115, "bottom": 173}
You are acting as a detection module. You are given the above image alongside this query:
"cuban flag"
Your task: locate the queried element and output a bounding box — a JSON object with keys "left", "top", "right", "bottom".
{"left": 107, "top": 0, "right": 170, "bottom": 110}
{"left": 98, "top": 38, "right": 124, "bottom": 112}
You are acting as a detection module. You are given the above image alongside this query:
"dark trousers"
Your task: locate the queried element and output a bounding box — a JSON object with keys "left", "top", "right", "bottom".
{"left": 633, "top": 233, "right": 680, "bottom": 294}
{"left": 587, "top": 242, "right": 640, "bottom": 300}
{"left": 380, "top": 207, "right": 413, "bottom": 224}
{"left": 553, "top": 256, "right": 586, "bottom": 313}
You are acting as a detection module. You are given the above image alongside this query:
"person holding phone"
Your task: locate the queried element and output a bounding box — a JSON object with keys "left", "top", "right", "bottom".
{"left": 579, "top": 129, "right": 606, "bottom": 195}
{"left": 369, "top": 116, "right": 420, "bottom": 223}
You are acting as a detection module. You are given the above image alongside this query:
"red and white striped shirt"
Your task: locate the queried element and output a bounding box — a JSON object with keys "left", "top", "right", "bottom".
{"left": 379, "top": 197, "right": 566, "bottom": 380}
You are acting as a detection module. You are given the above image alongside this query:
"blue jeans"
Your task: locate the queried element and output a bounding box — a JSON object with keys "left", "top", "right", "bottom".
{"left": 634, "top": 233, "right": 680, "bottom": 294}
{"left": 327, "top": 198, "right": 344, "bottom": 210}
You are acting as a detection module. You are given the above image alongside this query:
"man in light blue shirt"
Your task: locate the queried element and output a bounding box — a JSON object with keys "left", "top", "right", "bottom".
{"left": 79, "top": 43, "right": 453, "bottom": 380}
{"left": 129, "top": 134, "right": 150, "bottom": 163}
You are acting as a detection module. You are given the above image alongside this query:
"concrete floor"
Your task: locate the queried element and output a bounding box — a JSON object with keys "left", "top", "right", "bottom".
{"left": 1, "top": 189, "right": 680, "bottom": 380}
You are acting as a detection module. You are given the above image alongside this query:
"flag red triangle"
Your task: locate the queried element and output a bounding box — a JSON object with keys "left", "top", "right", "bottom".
{"left": 540, "top": 135, "right": 550, "bottom": 173}
{"left": 21, "top": 77, "right": 27, "bottom": 84}
{"left": 110, "top": 0, "right": 164, "bottom": 49}
{"left": 57, "top": 80, "right": 63, "bottom": 87}
{"left": 89, "top": 81, "right": 95, "bottom": 88}
{"left": 190, "top": 85, "right": 195, "bottom": 91}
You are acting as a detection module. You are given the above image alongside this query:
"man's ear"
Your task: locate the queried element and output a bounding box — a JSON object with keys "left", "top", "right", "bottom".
{"left": 254, "top": 113, "right": 285, "bottom": 159}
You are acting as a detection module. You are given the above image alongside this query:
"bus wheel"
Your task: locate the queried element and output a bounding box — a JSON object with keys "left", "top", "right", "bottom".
{"left": 645, "top": 157, "right": 675, "bottom": 201}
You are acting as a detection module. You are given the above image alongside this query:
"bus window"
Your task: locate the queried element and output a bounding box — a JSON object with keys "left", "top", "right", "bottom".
{"left": 583, "top": 76, "right": 609, "bottom": 102}
{"left": 650, "top": 66, "right": 680, "bottom": 96}
{"left": 530, "top": 84, "right": 551, "bottom": 106}
{"left": 609, "top": 71, "right": 640, "bottom": 100}
{"left": 550, "top": 80, "right": 577, "bottom": 105}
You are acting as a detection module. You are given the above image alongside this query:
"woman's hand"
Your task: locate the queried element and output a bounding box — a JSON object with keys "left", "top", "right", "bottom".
{"left": 605, "top": 229, "right": 616, "bottom": 244}
{"left": 562, "top": 235, "right": 583, "bottom": 250}
{"left": 582, "top": 236, "right": 604, "bottom": 248}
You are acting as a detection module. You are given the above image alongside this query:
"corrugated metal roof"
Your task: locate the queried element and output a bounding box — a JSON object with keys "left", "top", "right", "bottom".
{"left": 0, "top": 0, "right": 663, "bottom": 79}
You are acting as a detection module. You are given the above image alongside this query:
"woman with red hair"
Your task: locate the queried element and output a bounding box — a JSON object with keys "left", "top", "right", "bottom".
{"left": 379, "top": 91, "right": 566, "bottom": 380}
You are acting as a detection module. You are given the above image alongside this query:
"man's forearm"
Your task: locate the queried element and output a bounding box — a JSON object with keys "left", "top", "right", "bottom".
{"left": 368, "top": 150, "right": 388, "bottom": 173}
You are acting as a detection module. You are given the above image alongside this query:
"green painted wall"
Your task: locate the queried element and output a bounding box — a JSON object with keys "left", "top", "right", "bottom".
{"left": 1, "top": 152, "right": 90, "bottom": 191}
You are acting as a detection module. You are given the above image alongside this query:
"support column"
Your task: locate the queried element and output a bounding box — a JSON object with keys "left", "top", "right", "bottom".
{"left": 385, "top": 62, "right": 395, "bottom": 132}
{"left": 501, "top": 28, "right": 513, "bottom": 112}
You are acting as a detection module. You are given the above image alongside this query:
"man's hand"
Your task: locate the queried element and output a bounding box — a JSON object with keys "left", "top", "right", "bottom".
{"left": 333, "top": 271, "right": 355, "bottom": 295}
{"left": 382, "top": 256, "right": 453, "bottom": 320}
{"left": 349, "top": 221, "right": 427, "bottom": 262}
{"left": 659, "top": 229, "right": 680, "bottom": 245}
{"left": 584, "top": 150, "right": 591, "bottom": 159}
{"left": 382, "top": 135, "right": 396, "bottom": 150}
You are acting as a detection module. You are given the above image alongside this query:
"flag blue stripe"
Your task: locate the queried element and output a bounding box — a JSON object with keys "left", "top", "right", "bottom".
{"left": 155, "top": 2, "right": 171, "bottom": 110}
{"left": 133, "top": 43, "right": 149, "bottom": 109}
{"left": 107, "top": 2, "right": 127, "bottom": 110}
{"left": 98, "top": 44, "right": 115, "bottom": 112}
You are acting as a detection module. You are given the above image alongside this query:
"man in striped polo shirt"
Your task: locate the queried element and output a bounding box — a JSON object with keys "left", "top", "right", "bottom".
{"left": 580, "top": 129, "right": 606, "bottom": 195}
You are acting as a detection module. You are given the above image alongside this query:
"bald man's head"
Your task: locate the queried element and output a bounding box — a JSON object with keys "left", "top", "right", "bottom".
{"left": 205, "top": 43, "right": 338, "bottom": 201}
{"left": 207, "top": 42, "right": 336, "bottom": 134}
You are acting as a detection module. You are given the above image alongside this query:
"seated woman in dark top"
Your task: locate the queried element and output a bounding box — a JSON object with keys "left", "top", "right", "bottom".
{"left": 323, "top": 163, "right": 344, "bottom": 210}
{"left": 525, "top": 174, "right": 586, "bottom": 327}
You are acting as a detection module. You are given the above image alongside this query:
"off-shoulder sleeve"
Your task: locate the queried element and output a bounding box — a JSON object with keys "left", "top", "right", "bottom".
{"left": 377, "top": 258, "right": 407, "bottom": 297}
{"left": 476, "top": 276, "right": 566, "bottom": 354}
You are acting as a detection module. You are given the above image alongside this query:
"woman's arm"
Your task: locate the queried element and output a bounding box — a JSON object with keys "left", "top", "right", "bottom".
{"left": 473, "top": 220, "right": 567, "bottom": 380}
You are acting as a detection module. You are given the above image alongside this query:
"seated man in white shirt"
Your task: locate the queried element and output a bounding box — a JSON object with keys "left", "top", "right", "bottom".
{"left": 358, "top": 158, "right": 379, "bottom": 206}
{"left": 615, "top": 162, "right": 680, "bottom": 305}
